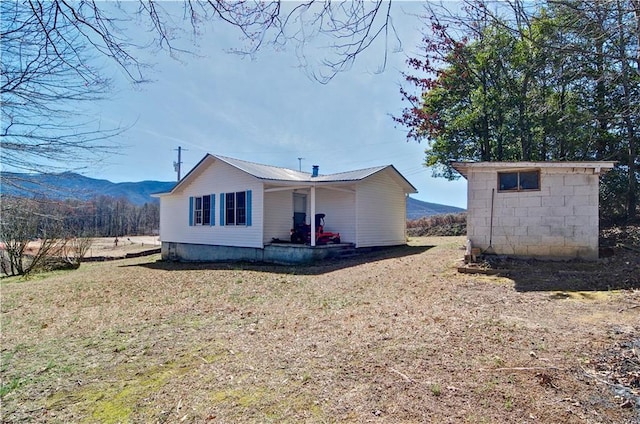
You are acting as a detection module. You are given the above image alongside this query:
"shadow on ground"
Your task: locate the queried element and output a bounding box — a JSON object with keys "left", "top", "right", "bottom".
{"left": 484, "top": 247, "right": 640, "bottom": 292}
{"left": 125, "top": 244, "right": 435, "bottom": 276}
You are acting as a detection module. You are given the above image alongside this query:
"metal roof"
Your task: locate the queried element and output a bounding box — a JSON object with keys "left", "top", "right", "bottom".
{"left": 214, "top": 155, "right": 312, "bottom": 181}
{"left": 309, "top": 166, "right": 387, "bottom": 182}
{"left": 215, "top": 155, "right": 415, "bottom": 186}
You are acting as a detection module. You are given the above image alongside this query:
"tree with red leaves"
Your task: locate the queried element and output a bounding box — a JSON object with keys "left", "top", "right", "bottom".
{"left": 395, "top": 0, "right": 638, "bottom": 219}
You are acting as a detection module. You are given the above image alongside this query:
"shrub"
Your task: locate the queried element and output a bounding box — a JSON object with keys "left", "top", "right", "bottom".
{"left": 407, "top": 213, "right": 467, "bottom": 237}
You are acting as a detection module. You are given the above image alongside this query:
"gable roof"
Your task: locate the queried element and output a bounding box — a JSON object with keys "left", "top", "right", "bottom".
{"left": 165, "top": 154, "right": 417, "bottom": 194}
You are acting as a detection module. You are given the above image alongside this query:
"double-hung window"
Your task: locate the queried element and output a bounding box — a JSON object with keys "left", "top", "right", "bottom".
{"left": 498, "top": 170, "right": 540, "bottom": 192}
{"left": 189, "top": 195, "right": 214, "bottom": 226}
{"left": 194, "top": 197, "right": 203, "bottom": 225}
{"left": 221, "top": 190, "right": 252, "bottom": 226}
{"left": 201, "top": 195, "right": 211, "bottom": 225}
{"left": 225, "top": 192, "right": 235, "bottom": 225}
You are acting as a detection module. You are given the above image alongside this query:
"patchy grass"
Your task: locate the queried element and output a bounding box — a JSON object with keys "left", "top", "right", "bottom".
{"left": 1, "top": 236, "right": 638, "bottom": 423}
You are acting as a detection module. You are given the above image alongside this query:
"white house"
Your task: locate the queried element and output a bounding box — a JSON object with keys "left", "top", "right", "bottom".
{"left": 452, "top": 161, "right": 616, "bottom": 260}
{"left": 153, "top": 154, "right": 417, "bottom": 263}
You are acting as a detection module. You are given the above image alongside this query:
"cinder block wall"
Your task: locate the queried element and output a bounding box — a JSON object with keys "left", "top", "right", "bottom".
{"left": 467, "top": 168, "right": 600, "bottom": 259}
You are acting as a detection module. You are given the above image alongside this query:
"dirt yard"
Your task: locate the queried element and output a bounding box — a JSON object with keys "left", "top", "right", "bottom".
{"left": 1, "top": 236, "right": 638, "bottom": 423}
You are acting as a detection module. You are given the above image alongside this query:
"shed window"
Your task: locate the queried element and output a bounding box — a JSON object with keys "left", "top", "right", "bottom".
{"left": 498, "top": 170, "right": 540, "bottom": 192}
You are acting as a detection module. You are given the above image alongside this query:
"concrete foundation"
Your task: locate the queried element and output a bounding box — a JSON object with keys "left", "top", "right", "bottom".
{"left": 161, "top": 241, "right": 355, "bottom": 265}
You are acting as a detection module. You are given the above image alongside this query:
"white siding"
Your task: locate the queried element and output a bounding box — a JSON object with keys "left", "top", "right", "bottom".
{"left": 160, "top": 157, "right": 413, "bottom": 251}
{"left": 261, "top": 187, "right": 356, "bottom": 244}
{"left": 356, "top": 169, "right": 407, "bottom": 247}
{"left": 467, "top": 167, "right": 600, "bottom": 259}
{"left": 315, "top": 187, "right": 356, "bottom": 243}
{"left": 263, "top": 191, "right": 293, "bottom": 243}
{"left": 159, "top": 195, "right": 183, "bottom": 242}
{"left": 160, "top": 160, "right": 264, "bottom": 248}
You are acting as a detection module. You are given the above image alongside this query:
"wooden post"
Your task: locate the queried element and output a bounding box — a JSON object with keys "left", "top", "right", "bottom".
{"left": 310, "top": 186, "right": 316, "bottom": 247}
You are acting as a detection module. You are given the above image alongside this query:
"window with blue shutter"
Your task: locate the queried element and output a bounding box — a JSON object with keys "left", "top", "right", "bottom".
{"left": 226, "top": 192, "right": 236, "bottom": 225}
{"left": 194, "top": 197, "right": 203, "bottom": 225}
{"left": 235, "top": 192, "right": 245, "bottom": 225}
{"left": 190, "top": 195, "right": 215, "bottom": 226}
{"left": 219, "top": 193, "right": 225, "bottom": 226}
{"left": 219, "top": 190, "right": 252, "bottom": 226}
{"left": 246, "top": 190, "right": 252, "bottom": 226}
{"left": 210, "top": 194, "right": 215, "bottom": 226}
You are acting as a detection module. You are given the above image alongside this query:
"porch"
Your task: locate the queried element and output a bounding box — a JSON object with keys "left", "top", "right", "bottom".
{"left": 264, "top": 242, "right": 356, "bottom": 264}
{"left": 161, "top": 241, "right": 356, "bottom": 265}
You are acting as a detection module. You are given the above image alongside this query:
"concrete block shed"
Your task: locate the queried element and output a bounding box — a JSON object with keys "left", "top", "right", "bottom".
{"left": 452, "top": 161, "right": 616, "bottom": 260}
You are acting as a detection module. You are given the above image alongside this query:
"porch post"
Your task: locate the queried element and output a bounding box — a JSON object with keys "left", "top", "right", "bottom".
{"left": 310, "top": 185, "right": 316, "bottom": 247}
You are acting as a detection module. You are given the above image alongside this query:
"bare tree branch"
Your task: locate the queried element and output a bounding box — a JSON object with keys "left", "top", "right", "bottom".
{"left": 1, "top": 0, "right": 404, "bottom": 188}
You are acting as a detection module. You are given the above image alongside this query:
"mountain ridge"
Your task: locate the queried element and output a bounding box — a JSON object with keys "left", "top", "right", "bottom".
{"left": 1, "top": 172, "right": 176, "bottom": 206}
{"left": 1, "top": 172, "right": 465, "bottom": 218}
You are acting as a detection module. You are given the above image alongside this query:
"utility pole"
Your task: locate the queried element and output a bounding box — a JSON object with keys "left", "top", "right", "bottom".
{"left": 297, "top": 157, "right": 305, "bottom": 172}
{"left": 173, "top": 146, "right": 187, "bottom": 181}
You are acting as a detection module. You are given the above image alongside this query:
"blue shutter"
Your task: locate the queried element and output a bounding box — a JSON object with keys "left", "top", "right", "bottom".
{"left": 246, "top": 190, "right": 252, "bottom": 226}
{"left": 219, "top": 193, "right": 225, "bottom": 226}
{"left": 210, "top": 194, "right": 215, "bottom": 226}
{"left": 189, "top": 196, "right": 194, "bottom": 226}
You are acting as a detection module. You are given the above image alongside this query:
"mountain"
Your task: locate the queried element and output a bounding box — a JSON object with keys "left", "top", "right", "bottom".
{"left": 1, "top": 172, "right": 176, "bottom": 205}
{"left": 1, "top": 172, "right": 465, "bottom": 217}
{"left": 406, "top": 196, "right": 465, "bottom": 220}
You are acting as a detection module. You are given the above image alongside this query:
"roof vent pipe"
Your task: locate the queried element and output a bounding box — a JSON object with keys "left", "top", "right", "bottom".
{"left": 312, "top": 165, "right": 319, "bottom": 177}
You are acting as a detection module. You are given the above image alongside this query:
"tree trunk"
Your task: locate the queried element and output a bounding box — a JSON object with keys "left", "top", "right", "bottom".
{"left": 618, "top": 0, "right": 638, "bottom": 218}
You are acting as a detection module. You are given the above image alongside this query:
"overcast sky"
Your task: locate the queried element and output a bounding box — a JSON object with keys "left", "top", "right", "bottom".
{"left": 82, "top": 1, "right": 467, "bottom": 208}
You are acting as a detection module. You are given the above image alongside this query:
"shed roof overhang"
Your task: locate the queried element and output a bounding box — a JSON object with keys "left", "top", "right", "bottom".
{"left": 451, "top": 161, "right": 617, "bottom": 180}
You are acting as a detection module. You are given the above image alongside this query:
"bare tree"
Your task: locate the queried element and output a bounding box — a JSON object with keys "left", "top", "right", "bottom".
{"left": 1, "top": 0, "right": 399, "bottom": 191}
{"left": 58, "top": 236, "right": 93, "bottom": 269}
{"left": 0, "top": 195, "right": 100, "bottom": 275}
{"left": 1, "top": 1, "right": 126, "bottom": 181}
{"left": 0, "top": 197, "right": 66, "bottom": 276}
{"left": 178, "top": 1, "right": 399, "bottom": 82}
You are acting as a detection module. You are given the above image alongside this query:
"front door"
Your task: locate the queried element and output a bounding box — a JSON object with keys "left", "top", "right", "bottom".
{"left": 293, "top": 193, "right": 307, "bottom": 226}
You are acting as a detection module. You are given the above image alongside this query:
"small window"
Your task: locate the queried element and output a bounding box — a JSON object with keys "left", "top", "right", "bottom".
{"left": 498, "top": 170, "right": 540, "bottom": 192}
{"left": 192, "top": 195, "right": 212, "bottom": 225}
{"left": 194, "top": 197, "right": 203, "bottom": 225}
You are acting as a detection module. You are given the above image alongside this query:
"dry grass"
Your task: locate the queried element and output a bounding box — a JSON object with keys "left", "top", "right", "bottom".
{"left": 1, "top": 236, "right": 638, "bottom": 423}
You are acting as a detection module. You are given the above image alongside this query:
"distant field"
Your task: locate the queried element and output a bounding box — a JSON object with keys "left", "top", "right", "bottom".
{"left": 83, "top": 236, "right": 161, "bottom": 258}
{"left": 1, "top": 236, "right": 638, "bottom": 423}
